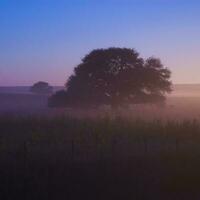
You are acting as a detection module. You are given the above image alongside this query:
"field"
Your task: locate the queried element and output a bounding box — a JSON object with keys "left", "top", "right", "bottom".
{"left": 1, "top": 117, "right": 200, "bottom": 199}
{"left": 1, "top": 85, "right": 200, "bottom": 199}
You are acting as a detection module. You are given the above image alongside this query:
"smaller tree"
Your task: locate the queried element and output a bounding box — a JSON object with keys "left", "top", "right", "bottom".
{"left": 30, "top": 81, "right": 53, "bottom": 94}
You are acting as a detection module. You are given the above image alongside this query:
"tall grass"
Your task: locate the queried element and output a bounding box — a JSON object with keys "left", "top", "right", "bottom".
{"left": 1, "top": 116, "right": 200, "bottom": 199}
{"left": 1, "top": 116, "right": 200, "bottom": 158}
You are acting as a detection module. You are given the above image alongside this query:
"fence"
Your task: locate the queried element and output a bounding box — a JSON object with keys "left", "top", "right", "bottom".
{"left": 1, "top": 138, "right": 200, "bottom": 164}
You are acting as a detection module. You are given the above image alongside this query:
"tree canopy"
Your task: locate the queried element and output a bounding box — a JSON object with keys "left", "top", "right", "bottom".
{"left": 49, "top": 48, "right": 172, "bottom": 108}
{"left": 30, "top": 81, "right": 53, "bottom": 95}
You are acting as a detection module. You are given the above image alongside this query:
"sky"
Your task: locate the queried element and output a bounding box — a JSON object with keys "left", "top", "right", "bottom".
{"left": 0, "top": 0, "right": 200, "bottom": 86}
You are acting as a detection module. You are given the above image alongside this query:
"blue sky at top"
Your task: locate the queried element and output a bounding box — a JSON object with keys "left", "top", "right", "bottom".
{"left": 0, "top": 0, "right": 200, "bottom": 85}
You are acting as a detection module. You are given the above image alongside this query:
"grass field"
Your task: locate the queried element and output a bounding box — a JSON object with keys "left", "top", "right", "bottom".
{"left": 1, "top": 116, "right": 200, "bottom": 199}
{"left": 1, "top": 85, "right": 200, "bottom": 199}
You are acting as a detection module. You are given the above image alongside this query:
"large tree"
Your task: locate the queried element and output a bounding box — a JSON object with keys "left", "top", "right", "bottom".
{"left": 49, "top": 48, "right": 172, "bottom": 108}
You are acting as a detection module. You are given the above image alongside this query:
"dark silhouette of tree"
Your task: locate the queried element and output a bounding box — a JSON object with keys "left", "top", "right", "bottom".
{"left": 48, "top": 90, "right": 69, "bottom": 107}
{"left": 30, "top": 81, "right": 53, "bottom": 95}
{"left": 49, "top": 48, "right": 172, "bottom": 108}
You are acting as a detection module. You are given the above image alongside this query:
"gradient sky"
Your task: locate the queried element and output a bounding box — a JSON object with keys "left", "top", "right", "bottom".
{"left": 0, "top": 0, "right": 200, "bottom": 86}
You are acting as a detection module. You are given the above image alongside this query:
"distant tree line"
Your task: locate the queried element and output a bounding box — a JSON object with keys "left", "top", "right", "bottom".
{"left": 30, "top": 81, "right": 53, "bottom": 95}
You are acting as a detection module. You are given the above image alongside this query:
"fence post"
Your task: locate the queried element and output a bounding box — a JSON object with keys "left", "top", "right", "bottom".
{"left": 175, "top": 138, "right": 179, "bottom": 153}
{"left": 144, "top": 139, "right": 148, "bottom": 155}
{"left": 112, "top": 138, "right": 116, "bottom": 160}
{"left": 71, "top": 140, "right": 74, "bottom": 163}
{"left": 23, "top": 141, "right": 28, "bottom": 200}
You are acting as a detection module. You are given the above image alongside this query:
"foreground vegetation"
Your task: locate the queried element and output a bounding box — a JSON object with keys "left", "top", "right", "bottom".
{"left": 1, "top": 116, "right": 200, "bottom": 199}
